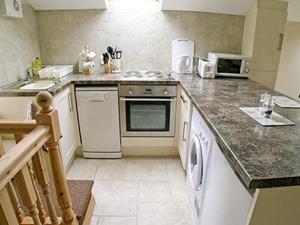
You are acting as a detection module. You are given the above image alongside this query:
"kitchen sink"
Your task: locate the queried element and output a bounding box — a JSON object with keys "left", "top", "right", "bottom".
{"left": 20, "top": 81, "right": 55, "bottom": 90}
{"left": 6, "top": 80, "right": 57, "bottom": 90}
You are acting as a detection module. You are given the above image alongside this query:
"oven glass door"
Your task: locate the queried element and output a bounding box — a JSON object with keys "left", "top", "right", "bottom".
{"left": 126, "top": 99, "right": 170, "bottom": 131}
{"left": 121, "top": 97, "right": 175, "bottom": 136}
{"left": 217, "top": 58, "right": 242, "bottom": 74}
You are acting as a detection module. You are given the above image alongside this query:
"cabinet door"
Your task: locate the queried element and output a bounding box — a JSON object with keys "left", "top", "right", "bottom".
{"left": 199, "top": 142, "right": 253, "bottom": 225}
{"left": 252, "top": 7, "right": 287, "bottom": 72}
{"left": 54, "top": 87, "right": 79, "bottom": 167}
{"left": 178, "top": 88, "right": 191, "bottom": 170}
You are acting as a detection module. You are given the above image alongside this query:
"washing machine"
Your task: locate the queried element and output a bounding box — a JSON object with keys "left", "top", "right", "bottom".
{"left": 187, "top": 105, "right": 215, "bottom": 225}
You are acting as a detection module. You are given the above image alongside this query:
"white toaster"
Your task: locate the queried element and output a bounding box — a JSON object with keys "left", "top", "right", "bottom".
{"left": 197, "top": 59, "right": 215, "bottom": 79}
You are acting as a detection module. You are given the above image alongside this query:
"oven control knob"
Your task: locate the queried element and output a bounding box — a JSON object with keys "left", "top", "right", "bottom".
{"left": 128, "top": 89, "right": 133, "bottom": 95}
{"left": 244, "top": 68, "right": 250, "bottom": 73}
{"left": 163, "top": 89, "right": 169, "bottom": 95}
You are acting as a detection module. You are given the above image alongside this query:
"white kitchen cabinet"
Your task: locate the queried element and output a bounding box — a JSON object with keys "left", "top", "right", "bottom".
{"left": 199, "top": 141, "right": 254, "bottom": 225}
{"left": 53, "top": 86, "right": 80, "bottom": 168}
{"left": 177, "top": 87, "right": 191, "bottom": 170}
{"left": 242, "top": 0, "right": 288, "bottom": 88}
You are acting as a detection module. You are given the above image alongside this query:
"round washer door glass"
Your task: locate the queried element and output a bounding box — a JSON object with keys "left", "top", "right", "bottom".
{"left": 188, "top": 134, "right": 203, "bottom": 190}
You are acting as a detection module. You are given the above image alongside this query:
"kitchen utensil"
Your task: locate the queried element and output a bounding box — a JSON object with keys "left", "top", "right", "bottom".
{"left": 176, "top": 55, "right": 191, "bottom": 74}
{"left": 114, "top": 46, "right": 118, "bottom": 55}
{"left": 172, "top": 38, "right": 194, "bottom": 73}
{"left": 103, "top": 53, "right": 109, "bottom": 64}
{"left": 107, "top": 46, "right": 115, "bottom": 59}
{"left": 116, "top": 51, "right": 122, "bottom": 59}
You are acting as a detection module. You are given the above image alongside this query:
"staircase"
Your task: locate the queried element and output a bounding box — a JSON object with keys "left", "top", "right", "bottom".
{"left": 0, "top": 91, "right": 94, "bottom": 225}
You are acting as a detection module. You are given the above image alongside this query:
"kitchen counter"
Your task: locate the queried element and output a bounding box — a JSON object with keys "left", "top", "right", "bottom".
{"left": 179, "top": 76, "right": 300, "bottom": 189}
{"left": 1, "top": 73, "right": 300, "bottom": 189}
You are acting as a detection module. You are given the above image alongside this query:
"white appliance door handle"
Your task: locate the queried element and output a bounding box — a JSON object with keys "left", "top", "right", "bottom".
{"left": 89, "top": 99, "right": 105, "bottom": 103}
{"left": 120, "top": 97, "right": 175, "bottom": 102}
{"left": 182, "top": 121, "right": 188, "bottom": 142}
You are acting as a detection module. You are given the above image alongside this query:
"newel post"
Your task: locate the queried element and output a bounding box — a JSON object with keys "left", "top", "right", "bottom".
{"left": 35, "top": 91, "right": 78, "bottom": 225}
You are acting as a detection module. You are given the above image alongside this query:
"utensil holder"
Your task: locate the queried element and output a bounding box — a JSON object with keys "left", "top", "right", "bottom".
{"left": 111, "top": 59, "right": 121, "bottom": 73}
{"left": 104, "top": 63, "right": 111, "bottom": 74}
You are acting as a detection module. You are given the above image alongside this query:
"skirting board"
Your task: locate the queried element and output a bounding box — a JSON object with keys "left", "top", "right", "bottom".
{"left": 122, "top": 146, "right": 178, "bottom": 156}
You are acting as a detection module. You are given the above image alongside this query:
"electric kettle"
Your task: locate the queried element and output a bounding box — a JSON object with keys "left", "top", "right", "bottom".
{"left": 176, "top": 55, "right": 191, "bottom": 74}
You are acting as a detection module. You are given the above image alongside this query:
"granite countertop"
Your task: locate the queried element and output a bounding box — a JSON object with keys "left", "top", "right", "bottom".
{"left": 179, "top": 75, "right": 300, "bottom": 189}
{"left": 1, "top": 73, "right": 300, "bottom": 189}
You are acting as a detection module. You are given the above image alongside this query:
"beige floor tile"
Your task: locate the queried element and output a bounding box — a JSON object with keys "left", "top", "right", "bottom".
{"left": 90, "top": 216, "right": 100, "bottom": 225}
{"left": 92, "top": 180, "right": 138, "bottom": 216}
{"left": 67, "top": 157, "right": 99, "bottom": 180}
{"left": 124, "top": 157, "right": 169, "bottom": 181}
{"left": 99, "top": 217, "right": 136, "bottom": 225}
{"left": 94, "top": 157, "right": 169, "bottom": 181}
{"left": 138, "top": 180, "right": 172, "bottom": 203}
{"left": 166, "top": 158, "right": 188, "bottom": 202}
{"left": 95, "top": 159, "right": 127, "bottom": 181}
{"left": 137, "top": 202, "right": 193, "bottom": 225}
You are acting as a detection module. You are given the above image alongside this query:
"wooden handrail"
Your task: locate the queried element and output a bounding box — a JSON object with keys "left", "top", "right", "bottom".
{"left": 0, "top": 126, "right": 50, "bottom": 190}
{"left": 0, "top": 91, "right": 79, "bottom": 225}
{"left": 0, "top": 120, "right": 37, "bottom": 134}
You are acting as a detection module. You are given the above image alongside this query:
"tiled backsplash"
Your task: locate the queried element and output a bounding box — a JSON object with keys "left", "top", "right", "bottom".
{"left": 0, "top": 4, "right": 40, "bottom": 86}
{"left": 0, "top": 1, "right": 244, "bottom": 82}
{"left": 36, "top": 1, "right": 244, "bottom": 72}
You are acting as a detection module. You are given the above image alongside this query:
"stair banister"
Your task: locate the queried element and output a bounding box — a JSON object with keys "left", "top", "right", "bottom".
{"left": 35, "top": 91, "right": 79, "bottom": 225}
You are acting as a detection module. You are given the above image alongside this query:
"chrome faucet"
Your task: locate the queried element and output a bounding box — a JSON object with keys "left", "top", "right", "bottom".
{"left": 26, "top": 67, "right": 33, "bottom": 80}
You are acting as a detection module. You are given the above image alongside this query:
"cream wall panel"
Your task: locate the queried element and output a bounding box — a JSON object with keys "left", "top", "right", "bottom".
{"left": 275, "top": 21, "right": 300, "bottom": 100}
{"left": 241, "top": 1, "right": 257, "bottom": 57}
{"left": 247, "top": 186, "right": 300, "bottom": 225}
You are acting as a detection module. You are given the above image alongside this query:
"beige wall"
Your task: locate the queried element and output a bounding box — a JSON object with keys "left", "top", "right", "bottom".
{"left": 0, "top": 4, "right": 40, "bottom": 87}
{"left": 35, "top": 0, "right": 244, "bottom": 72}
{"left": 275, "top": 21, "right": 300, "bottom": 100}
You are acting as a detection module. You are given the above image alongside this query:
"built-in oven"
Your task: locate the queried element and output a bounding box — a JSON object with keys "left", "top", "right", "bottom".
{"left": 119, "top": 85, "right": 177, "bottom": 137}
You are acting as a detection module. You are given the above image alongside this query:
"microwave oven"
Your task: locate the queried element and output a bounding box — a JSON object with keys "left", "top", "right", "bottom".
{"left": 208, "top": 53, "right": 250, "bottom": 78}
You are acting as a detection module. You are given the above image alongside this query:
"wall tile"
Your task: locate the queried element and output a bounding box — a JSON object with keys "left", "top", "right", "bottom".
{"left": 36, "top": 1, "right": 244, "bottom": 72}
{"left": 0, "top": 4, "right": 40, "bottom": 86}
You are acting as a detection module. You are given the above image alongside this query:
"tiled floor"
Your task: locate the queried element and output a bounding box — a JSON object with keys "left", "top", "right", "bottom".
{"left": 67, "top": 156, "right": 193, "bottom": 225}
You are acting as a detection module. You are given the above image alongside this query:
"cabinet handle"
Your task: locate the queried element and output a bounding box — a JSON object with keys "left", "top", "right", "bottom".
{"left": 89, "top": 100, "right": 104, "bottom": 103}
{"left": 182, "top": 121, "right": 188, "bottom": 142}
{"left": 68, "top": 93, "right": 73, "bottom": 112}
{"left": 180, "top": 95, "right": 187, "bottom": 104}
{"left": 277, "top": 33, "right": 284, "bottom": 51}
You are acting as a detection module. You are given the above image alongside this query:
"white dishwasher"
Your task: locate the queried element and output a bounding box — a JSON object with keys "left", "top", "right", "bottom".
{"left": 76, "top": 87, "right": 121, "bottom": 158}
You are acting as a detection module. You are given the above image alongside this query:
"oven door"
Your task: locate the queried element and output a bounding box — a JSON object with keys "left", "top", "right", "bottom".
{"left": 120, "top": 97, "right": 176, "bottom": 137}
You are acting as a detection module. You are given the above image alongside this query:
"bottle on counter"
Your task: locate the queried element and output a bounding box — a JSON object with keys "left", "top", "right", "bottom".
{"left": 32, "top": 57, "right": 43, "bottom": 76}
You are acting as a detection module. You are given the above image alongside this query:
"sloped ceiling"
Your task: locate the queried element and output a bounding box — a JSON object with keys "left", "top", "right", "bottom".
{"left": 160, "top": 0, "right": 256, "bottom": 15}
{"left": 26, "top": 0, "right": 107, "bottom": 10}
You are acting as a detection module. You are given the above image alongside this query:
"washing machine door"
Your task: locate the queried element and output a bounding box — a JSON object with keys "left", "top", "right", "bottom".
{"left": 188, "top": 133, "right": 204, "bottom": 190}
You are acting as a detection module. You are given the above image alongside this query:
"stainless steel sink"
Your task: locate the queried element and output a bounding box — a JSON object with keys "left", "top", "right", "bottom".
{"left": 5, "top": 80, "right": 57, "bottom": 90}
